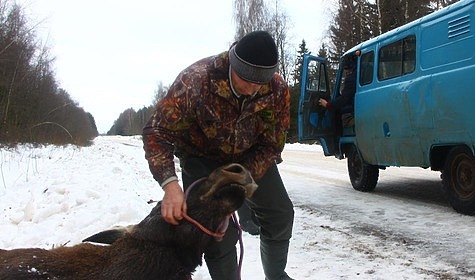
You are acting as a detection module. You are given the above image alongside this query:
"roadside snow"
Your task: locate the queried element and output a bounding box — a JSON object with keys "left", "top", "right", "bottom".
{"left": 1, "top": 136, "right": 474, "bottom": 279}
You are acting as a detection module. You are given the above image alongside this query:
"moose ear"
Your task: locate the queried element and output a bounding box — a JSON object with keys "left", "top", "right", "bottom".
{"left": 83, "top": 225, "right": 133, "bottom": 245}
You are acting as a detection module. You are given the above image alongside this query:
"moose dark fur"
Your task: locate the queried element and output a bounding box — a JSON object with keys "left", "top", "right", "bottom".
{"left": 0, "top": 163, "right": 257, "bottom": 280}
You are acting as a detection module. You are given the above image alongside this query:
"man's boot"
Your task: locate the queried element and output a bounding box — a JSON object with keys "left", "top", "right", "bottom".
{"left": 261, "top": 239, "right": 294, "bottom": 280}
{"left": 205, "top": 248, "right": 238, "bottom": 280}
{"left": 204, "top": 217, "right": 240, "bottom": 280}
{"left": 237, "top": 201, "right": 260, "bottom": 235}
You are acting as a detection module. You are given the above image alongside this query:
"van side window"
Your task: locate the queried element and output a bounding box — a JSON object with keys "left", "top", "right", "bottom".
{"left": 403, "top": 36, "right": 416, "bottom": 74}
{"left": 318, "top": 62, "right": 327, "bottom": 92}
{"left": 359, "top": 51, "right": 374, "bottom": 86}
{"left": 378, "top": 35, "right": 416, "bottom": 80}
{"left": 306, "top": 60, "right": 327, "bottom": 92}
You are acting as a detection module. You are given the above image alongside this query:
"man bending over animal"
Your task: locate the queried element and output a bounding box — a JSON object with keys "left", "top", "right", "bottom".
{"left": 143, "top": 30, "right": 295, "bottom": 280}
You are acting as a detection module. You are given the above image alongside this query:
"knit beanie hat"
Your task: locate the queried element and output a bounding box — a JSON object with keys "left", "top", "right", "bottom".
{"left": 229, "top": 30, "right": 278, "bottom": 84}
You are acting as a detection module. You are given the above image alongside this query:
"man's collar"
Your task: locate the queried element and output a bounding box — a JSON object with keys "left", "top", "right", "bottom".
{"left": 229, "top": 67, "right": 242, "bottom": 99}
{"left": 229, "top": 67, "right": 259, "bottom": 99}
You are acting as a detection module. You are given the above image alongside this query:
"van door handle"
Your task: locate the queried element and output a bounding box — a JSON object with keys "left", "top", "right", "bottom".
{"left": 383, "top": 122, "right": 391, "bottom": 138}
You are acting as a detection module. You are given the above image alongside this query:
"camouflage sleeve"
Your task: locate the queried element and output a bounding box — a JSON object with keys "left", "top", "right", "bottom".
{"left": 142, "top": 72, "right": 193, "bottom": 186}
{"left": 240, "top": 74, "right": 290, "bottom": 179}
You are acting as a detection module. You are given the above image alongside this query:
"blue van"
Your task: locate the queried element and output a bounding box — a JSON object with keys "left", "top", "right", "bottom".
{"left": 298, "top": 0, "right": 475, "bottom": 214}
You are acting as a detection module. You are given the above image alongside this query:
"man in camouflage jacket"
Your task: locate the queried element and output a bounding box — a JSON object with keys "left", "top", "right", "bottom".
{"left": 143, "top": 31, "right": 294, "bottom": 280}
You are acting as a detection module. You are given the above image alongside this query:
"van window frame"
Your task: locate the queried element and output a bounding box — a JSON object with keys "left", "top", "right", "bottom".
{"left": 377, "top": 35, "right": 416, "bottom": 81}
{"left": 359, "top": 51, "right": 375, "bottom": 86}
{"left": 305, "top": 59, "right": 327, "bottom": 93}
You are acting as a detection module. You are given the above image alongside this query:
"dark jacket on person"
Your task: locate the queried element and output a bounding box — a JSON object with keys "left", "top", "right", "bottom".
{"left": 327, "top": 66, "right": 356, "bottom": 113}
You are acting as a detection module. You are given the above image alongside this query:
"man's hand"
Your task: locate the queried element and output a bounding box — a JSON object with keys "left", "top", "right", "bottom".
{"left": 161, "top": 181, "right": 187, "bottom": 225}
{"left": 318, "top": 98, "right": 328, "bottom": 108}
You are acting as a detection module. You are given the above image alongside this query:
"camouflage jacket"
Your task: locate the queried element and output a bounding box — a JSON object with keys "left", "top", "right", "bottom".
{"left": 142, "top": 50, "right": 290, "bottom": 186}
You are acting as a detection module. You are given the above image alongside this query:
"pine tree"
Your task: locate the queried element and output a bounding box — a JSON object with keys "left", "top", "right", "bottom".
{"left": 292, "top": 39, "right": 309, "bottom": 90}
{"left": 328, "top": 0, "right": 378, "bottom": 66}
{"left": 317, "top": 43, "right": 337, "bottom": 86}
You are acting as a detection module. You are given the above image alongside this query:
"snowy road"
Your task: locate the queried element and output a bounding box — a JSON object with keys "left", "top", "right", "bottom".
{"left": 1, "top": 136, "right": 474, "bottom": 279}
{"left": 281, "top": 146, "right": 475, "bottom": 279}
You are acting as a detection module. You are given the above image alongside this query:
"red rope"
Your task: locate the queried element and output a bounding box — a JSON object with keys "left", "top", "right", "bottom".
{"left": 183, "top": 177, "right": 225, "bottom": 238}
{"left": 182, "top": 212, "right": 225, "bottom": 239}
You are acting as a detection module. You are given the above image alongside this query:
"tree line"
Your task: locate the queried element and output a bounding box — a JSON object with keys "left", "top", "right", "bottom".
{"left": 0, "top": 1, "right": 98, "bottom": 146}
{"left": 106, "top": 82, "right": 167, "bottom": 136}
{"left": 1, "top": 0, "right": 458, "bottom": 143}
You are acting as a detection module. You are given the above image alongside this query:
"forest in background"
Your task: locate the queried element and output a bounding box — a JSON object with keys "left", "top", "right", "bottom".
{"left": 0, "top": 0, "right": 458, "bottom": 145}
{"left": 0, "top": 0, "right": 98, "bottom": 146}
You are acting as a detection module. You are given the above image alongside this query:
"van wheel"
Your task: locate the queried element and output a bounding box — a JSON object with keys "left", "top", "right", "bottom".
{"left": 347, "top": 145, "right": 379, "bottom": 192}
{"left": 442, "top": 146, "right": 475, "bottom": 215}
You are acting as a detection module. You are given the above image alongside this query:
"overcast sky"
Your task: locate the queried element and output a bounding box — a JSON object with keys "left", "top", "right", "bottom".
{"left": 19, "top": 0, "right": 332, "bottom": 133}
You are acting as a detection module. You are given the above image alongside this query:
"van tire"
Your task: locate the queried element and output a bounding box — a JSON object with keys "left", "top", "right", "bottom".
{"left": 347, "top": 145, "right": 379, "bottom": 192}
{"left": 442, "top": 146, "right": 475, "bottom": 215}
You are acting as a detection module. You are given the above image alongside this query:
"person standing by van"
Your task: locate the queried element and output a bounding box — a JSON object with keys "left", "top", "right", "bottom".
{"left": 318, "top": 55, "right": 357, "bottom": 136}
{"left": 318, "top": 55, "right": 357, "bottom": 113}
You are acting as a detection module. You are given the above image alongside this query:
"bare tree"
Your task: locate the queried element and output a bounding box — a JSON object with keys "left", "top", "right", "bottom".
{"left": 0, "top": 0, "right": 98, "bottom": 146}
{"left": 233, "top": 0, "right": 270, "bottom": 41}
{"left": 232, "top": 0, "right": 292, "bottom": 81}
{"left": 268, "top": 0, "right": 292, "bottom": 82}
{"left": 430, "top": 0, "right": 459, "bottom": 9}
{"left": 153, "top": 81, "right": 168, "bottom": 106}
{"left": 376, "top": 0, "right": 435, "bottom": 34}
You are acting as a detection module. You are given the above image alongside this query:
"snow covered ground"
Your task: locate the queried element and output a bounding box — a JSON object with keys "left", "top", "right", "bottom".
{"left": 1, "top": 136, "right": 474, "bottom": 279}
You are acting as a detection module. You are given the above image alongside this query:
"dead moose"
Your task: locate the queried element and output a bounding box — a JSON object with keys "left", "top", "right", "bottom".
{"left": 0, "top": 163, "right": 257, "bottom": 280}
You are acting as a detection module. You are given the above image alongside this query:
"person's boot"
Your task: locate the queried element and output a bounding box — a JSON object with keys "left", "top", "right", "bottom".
{"left": 266, "top": 272, "right": 294, "bottom": 280}
{"left": 261, "top": 239, "right": 294, "bottom": 280}
{"left": 237, "top": 202, "right": 260, "bottom": 235}
{"left": 204, "top": 217, "right": 240, "bottom": 280}
{"left": 205, "top": 248, "right": 238, "bottom": 280}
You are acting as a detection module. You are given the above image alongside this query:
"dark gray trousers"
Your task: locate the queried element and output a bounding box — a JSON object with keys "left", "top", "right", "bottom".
{"left": 182, "top": 158, "right": 294, "bottom": 280}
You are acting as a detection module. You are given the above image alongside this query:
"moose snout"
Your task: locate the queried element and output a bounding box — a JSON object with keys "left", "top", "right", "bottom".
{"left": 201, "top": 163, "right": 258, "bottom": 201}
{"left": 221, "top": 163, "right": 258, "bottom": 198}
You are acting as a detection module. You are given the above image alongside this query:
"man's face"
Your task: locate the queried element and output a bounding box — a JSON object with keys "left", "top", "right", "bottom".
{"left": 230, "top": 69, "right": 262, "bottom": 96}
